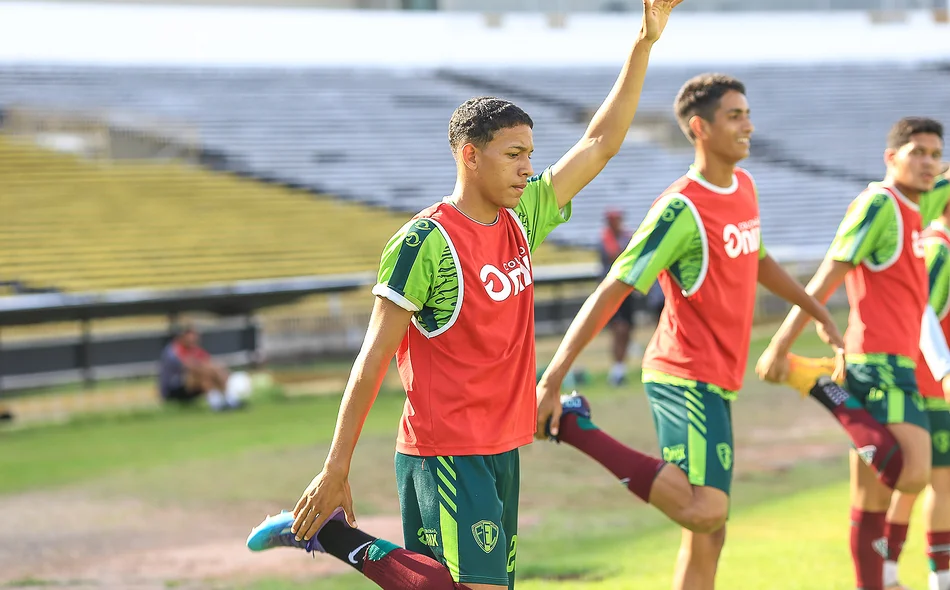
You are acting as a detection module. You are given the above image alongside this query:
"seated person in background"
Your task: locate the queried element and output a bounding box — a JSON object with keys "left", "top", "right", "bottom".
{"left": 158, "top": 324, "right": 248, "bottom": 411}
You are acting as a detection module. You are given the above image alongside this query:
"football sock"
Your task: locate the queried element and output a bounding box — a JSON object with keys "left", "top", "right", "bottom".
{"left": 928, "top": 530, "right": 950, "bottom": 590}
{"left": 811, "top": 378, "right": 904, "bottom": 489}
{"left": 558, "top": 412, "right": 665, "bottom": 503}
{"left": 883, "top": 521, "right": 909, "bottom": 587}
{"left": 852, "top": 508, "right": 887, "bottom": 590}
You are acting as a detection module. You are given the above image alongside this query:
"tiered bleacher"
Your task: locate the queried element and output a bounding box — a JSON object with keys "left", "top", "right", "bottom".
{"left": 2, "top": 60, "right": 948, "bottom": 294}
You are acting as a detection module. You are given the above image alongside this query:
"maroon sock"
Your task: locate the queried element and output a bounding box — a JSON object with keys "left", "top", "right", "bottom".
{"left": 851, "top": 508, "right": 887, "bottom": 590}
{"left": 885, "top": 521, "right": 909, "bottom": 562}
{"left": 361, "top": 546, "right": 474, "bottom": 590}
{"left": 928, "top": 530, "right": 950, "bottom": 573}
{"left": 811, "top": 379, "right": 904, "bottom": 489}
{"left": 557, "top": 413, "right": 666, "bottom": 503}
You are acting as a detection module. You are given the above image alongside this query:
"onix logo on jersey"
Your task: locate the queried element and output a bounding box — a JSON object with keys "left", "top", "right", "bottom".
{"left": 723, "top": 218, "right": 761, "bottom": 259}
{"left": 481, "top": 247, "right": 532, "bottom": 302}
{"left": 912, "top": 230, "right": 925, "bottom": 258}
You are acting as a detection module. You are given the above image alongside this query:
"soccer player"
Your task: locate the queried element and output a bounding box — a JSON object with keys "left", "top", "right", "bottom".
{"left": 884, "top": 191, "right": 950, "bottom": 590}
{"left": 757, "top": 117, "right": 946, "bottom": 590}
{"left": 243, "top": 2, "right": 683, "bottom": 589}
{"left": 534, "top": 73, "right": 846, "bottom": 590}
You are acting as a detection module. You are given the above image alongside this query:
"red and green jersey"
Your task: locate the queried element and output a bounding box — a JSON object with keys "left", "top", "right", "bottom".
{"left": 828, "top": 183, "right": 928, "bottom": 362}
{"left": 609, "top": 166, "right": 765, "bottom": 395}
{"left": 916, "top": 222, "right": 950, "bottom": 399}
{"left": 373, "top": 168, "right": 571, "bottom": 457}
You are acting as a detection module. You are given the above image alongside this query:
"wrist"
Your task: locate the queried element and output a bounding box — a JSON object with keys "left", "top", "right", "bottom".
{"left": 634, "top": 35, "right": 656, "bottom": 49}
{"left": 323, "top": 456, "right": 351, "bottom": 478}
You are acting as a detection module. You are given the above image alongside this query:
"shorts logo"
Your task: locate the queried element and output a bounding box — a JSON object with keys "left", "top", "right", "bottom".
{"left": 472, "top": 520, "right": 499, "bottom": 554}
{"left": 717, "top": 443, "right": 733, "bottom": 471}
{"left": 935, "top": 430, "right": 950, "bottom": 455}
{"left": 663, "top": 444, "right": 686, "bottom": 463}
{"left": 417, "top": 527, "right": 439, "bottom": 548}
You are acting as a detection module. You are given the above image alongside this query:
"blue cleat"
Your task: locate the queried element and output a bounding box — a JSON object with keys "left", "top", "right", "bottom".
{"left": 246, "top": 507, "right": 346, "bottom": 554}
{"left": 546, "top": 391, "right": 592, "bottom": 441}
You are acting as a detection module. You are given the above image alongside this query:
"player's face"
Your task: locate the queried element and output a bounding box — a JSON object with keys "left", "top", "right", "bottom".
{"left": 476, "top": 125, "right": 535, "bottom": 209}
{"left": 886, "top": 133, "right": 944, "bottom": 194}
{"left": 703, "top": 90, "right": 753, "bottom": 163}
{"left": 181, "top": 331, "right": 199, "bottom": 348}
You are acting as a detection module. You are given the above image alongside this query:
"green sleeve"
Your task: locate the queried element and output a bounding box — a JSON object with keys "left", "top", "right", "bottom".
{"left": 922, "top": 176, "right": 950, "bottom": 227}
{"left": 608, "top": 194, "right": 699, "bottom": 294}
{"left": 373, "top": 218, "right": 450, "bottom": 312}
{"left": 926, "top": 237, "right": 950, "bottom": 319}
{"left": 827, "top": 191, "right": 899, "bottom": 266}
{"left": 513, "top": 167, "right": 572, "bottom": 252}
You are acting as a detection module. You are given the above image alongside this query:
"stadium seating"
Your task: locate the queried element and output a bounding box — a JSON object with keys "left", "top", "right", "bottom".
{"left": 1, "top": 61, "right": 947, "bottom": 294}
{"left": 0, "top": 136, "right": 593, "bottom": 293}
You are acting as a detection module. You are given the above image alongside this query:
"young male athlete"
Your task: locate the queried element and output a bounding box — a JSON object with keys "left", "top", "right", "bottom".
{"left": 883, "top": 199, "right": 950, "bottom": 590}
{"left": 534, "top": 73, "right": 846, "bottom": 590}
{"left": 757, "top": 117, "right": 946, "bottom": 590}
{"left": 243, "top": 2, "right": 683, "bottom": 589}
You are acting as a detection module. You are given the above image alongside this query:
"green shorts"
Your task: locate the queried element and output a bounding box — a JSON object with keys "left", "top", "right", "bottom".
{"left": 926, "top": 398, "right": 950, "bottom": 468}
{"left": 395, "top": 450, "right": 520, "bottom": 588}
{"left": 845, "top": 354, "right": 929, "bottom": 431}
{"left": 643, "top": 372, "right": 735, "bottom": 496}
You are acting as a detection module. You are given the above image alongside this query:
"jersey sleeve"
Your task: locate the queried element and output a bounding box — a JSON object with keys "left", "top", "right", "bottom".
{"left": 827, "top": 191, "right": 898, "bottom": 265}
{"left": 921, "top": 176, "right": 950, "bottom": 227}
{"left": 512, "top": 167, "right": 572, "bottom": 252}
{"left": 608, "top": 193, "right": 699, "bottom": 294}
{"left": 372, "top": 218, "right": 449, "bottom": 312}
{"left": 926, "top": 237, "right": 950, "bottom": 319}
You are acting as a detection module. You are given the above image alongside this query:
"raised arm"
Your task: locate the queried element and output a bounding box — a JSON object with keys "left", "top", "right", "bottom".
{"left": 549, "top": 0, "right": 683, "bottom": 207}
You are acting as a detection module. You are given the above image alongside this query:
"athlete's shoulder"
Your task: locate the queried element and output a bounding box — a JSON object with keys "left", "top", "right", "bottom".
{"left": 849, "top": 184, "right": 896, "bottom": 212}
{"left": 734, "top": 167, "right": 757, "bottom": 189}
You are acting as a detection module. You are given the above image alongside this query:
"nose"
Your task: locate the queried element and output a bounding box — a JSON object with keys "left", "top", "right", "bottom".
{"left": 522, "top": 159, "right": 534, "bottom": 178}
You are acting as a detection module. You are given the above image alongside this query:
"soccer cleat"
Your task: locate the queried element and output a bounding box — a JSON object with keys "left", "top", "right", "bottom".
{"left": 546, "top": 391, "right": 591, "bottom": 441}
{"left": 785, "top": 354, "right": 839, "bottom": 398}
{"left": 246, "top": 507, "right": 346, "bottom": 554}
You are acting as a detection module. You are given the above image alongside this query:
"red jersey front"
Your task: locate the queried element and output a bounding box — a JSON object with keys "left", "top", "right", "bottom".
{"left": 916, "top": 224, "right": 950, "bottom": 399}
{"left": 832, "top": 185, "right": 928, "bottom": 360}
{"left": 640, "top": 168, "right": 762, "bottom": 393}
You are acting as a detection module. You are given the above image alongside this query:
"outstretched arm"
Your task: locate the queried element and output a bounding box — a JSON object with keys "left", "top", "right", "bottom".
{"left": 549, "top": 0, "right": 683, "bottom": 207}
{"left": 756, "top": 257, "right": 851, "bottom": 383}
{"left": 292, "top": 296, "right": 412, "bottom": 540}
{"left": 757, "top": 253, "right": 845, "bottom": 352}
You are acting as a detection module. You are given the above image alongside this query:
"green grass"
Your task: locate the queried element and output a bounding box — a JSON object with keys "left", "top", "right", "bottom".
{"left": 2, "top": 316, "right": 891, "bottom": 590}
{"left": 241, "top": 474, "right": 934, "bottom": 590}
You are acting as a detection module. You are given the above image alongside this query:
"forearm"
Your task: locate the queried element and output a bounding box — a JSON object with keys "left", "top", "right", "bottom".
{"left": 583, "top": 39, "right": 654, "bottom": 159}
{"left": 322, "top": 347, "right": 390, "bottom": 476}
{"left": 769, "top": 257, "right": 848, "bottom": 354}
{"left": 543, "top": 279, "right": 632, "bottom": 382}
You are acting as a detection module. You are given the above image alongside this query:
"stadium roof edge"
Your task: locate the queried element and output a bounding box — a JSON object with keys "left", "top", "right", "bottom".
{"left": 0, "top": 3, "right": 947, "bottom": 68}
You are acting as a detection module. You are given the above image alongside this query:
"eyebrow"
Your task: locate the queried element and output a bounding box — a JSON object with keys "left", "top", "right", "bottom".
{"left": 508, "top": 144, "right": 534, "bottom": 152}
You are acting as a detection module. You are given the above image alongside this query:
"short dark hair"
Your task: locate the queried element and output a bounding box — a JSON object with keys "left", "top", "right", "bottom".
{"left": 674, "top": 73, "right": 746, "bottom": 141}
{"left": 887, "top": 117, "right": 944, "bottom": 150}
{"left": 448, "top": 97, "right": 533, "bottom": 152}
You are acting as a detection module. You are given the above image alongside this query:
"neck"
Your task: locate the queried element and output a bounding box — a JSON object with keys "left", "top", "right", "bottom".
{"left": 693, "top": 149, "right": 736, "bottom": 189}
{"left": 885, "top": 177, "right": 921, "bottom": 204}
{"left": 448, "top": 179, "right": 499, "bottom": 224}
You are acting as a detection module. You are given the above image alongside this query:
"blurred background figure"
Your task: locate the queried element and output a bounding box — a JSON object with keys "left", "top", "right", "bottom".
{"left": 599, "top": 208, "right": 642, "bottom": 386}
{"left": 158, "top": 324, "right": 250, "bottom": 411}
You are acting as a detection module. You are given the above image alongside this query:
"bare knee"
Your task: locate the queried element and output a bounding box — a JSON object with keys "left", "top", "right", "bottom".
{"left": 681, "top": 502, "right": 728, "bottom": 534}
{"left": 896, "top": 462, "right": 931, "bottom": 494}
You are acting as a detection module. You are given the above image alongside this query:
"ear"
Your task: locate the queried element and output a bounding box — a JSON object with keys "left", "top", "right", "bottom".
{"left": 883, "top": 147, "right": 896, "bottom": 169}
{"left": 460, "top": 143, "right": 478, "bottom": 171}
{"left": 688, "top": 115, "right": 707, "bottom": 143}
